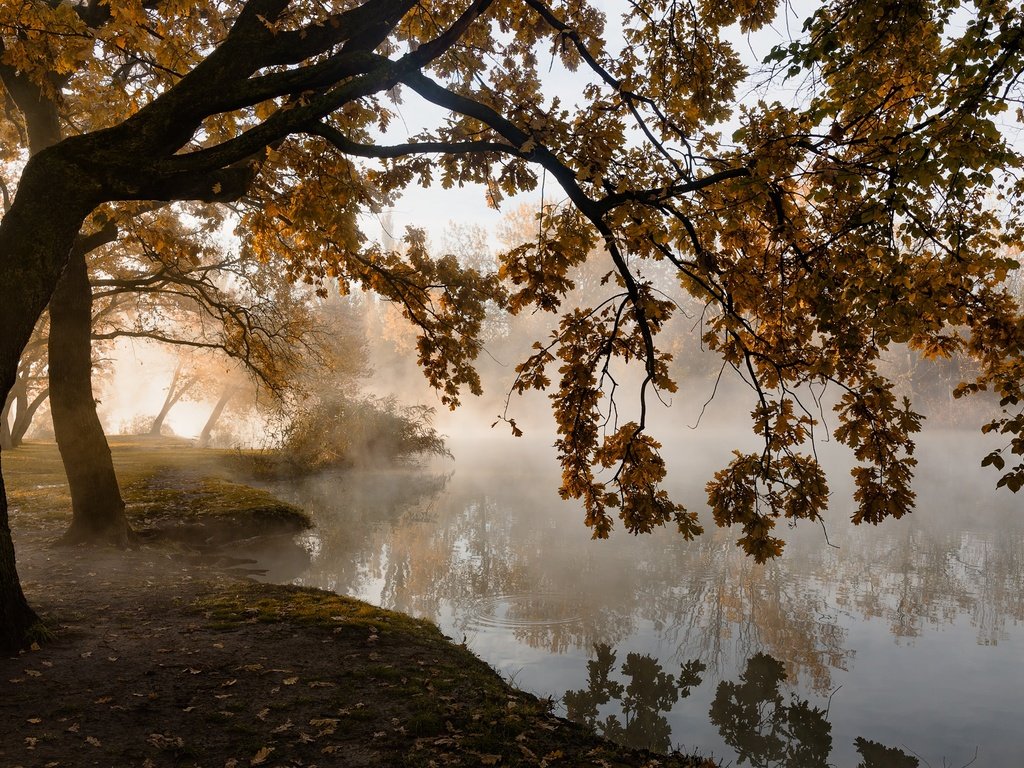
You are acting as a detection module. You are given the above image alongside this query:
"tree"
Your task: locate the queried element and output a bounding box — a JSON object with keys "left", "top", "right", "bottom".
{"left": 197, "top": 381, "right": 244, "bottom": 448}
{"left": 146, "top": 355, "right": 201, "bottom": 436}
{"left": 2, "top": 0, "right": 1024, "bottom": 652}
{"left": 1, "top": 318, "right": 49, "bottom": 450}
{"left": 49, "top": 235, "right": 130, "bottom": 545}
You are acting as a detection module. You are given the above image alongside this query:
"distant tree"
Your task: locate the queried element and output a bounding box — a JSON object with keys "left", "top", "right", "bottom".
{"left": 197, "top": 381, "right": 245, "bottom": 448}
{"left": 2, "top": 0, "right": 1024, "bottom": 651}
{"left": 145, "top": 356, "right": 200, "bottom": 437}
{"left": 1, "top": 319, "right": 48, "bottom": 450}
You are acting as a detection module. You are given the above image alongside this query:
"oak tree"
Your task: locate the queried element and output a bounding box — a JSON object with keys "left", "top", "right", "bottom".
{"left": 1, "top": 0, "right": 1023, "bottom": 652}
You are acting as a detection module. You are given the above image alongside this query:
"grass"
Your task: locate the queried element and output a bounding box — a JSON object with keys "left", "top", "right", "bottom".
{"left": 5, "top": 436, "right": 310, "bottom": 540}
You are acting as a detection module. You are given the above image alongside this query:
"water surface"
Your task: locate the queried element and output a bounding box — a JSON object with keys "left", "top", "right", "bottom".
{"left": 272, "top": 431, "right": 1024, "bottom": 766}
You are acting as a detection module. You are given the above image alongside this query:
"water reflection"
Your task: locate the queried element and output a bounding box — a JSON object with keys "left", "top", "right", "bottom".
{"left": 273, "top": 433, "right": 1024, "bottom": 765}
{"left": 564, "top": 645, "right": 705, "bottom": 753}
{"left": 709, "top": 652, "right": 832, "bottom": 768}
{"left": 564, "top": 648, "right": 924, "bottom": 767}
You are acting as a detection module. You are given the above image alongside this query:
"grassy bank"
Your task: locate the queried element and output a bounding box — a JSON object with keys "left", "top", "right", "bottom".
{"left": 0, "top": 439, "right": 714, "bottom": 767}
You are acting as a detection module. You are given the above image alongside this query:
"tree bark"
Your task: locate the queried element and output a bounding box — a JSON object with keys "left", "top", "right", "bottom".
{"left": 0, "top": 143, "right": 101, "bottom": 652}
{"left": 49, "top": 248, "right": 130, "bottom": 546}
{"left": 198, "top": 385, "right": 239, "bottom": 447}
{"left": 0, "top": 457, "right": 39, "bottom": 654}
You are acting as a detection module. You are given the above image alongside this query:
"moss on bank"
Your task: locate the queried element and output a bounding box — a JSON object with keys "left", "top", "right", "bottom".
{"left": 5, "top": 437, "right": 310, "bottom": 543}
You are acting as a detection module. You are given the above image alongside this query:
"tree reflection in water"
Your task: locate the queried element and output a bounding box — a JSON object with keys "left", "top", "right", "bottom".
{"left": 563, "top": 643, "right": 705, "bottom": 753}
{"left": 565, "top": 649, "right": 921, "bottom": 767}
{"left": 709, "top": 652, "right": 832, "bottom": 768}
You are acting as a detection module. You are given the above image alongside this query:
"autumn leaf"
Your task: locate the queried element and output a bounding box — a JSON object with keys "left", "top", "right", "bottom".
{"left": 249, "top": 746, "right": 274, "bottom": 765}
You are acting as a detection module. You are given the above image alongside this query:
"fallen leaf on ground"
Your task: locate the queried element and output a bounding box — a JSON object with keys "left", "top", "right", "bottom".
{"left": 250, "top": 746, "right": 274, "bottom": 765}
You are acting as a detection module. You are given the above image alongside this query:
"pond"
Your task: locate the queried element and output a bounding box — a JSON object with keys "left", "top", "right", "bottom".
{"left": 268, "top": 430, "right": 1024, "bottom": 767}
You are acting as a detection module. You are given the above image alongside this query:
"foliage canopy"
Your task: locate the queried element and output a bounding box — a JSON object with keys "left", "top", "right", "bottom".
{"left": 1, "top": 0, "right": 1024, "bottom": 567}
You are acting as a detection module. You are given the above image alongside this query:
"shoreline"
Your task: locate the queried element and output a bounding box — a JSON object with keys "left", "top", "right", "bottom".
{"left": 1, "top": 439, "right": 714, "bottom": 767}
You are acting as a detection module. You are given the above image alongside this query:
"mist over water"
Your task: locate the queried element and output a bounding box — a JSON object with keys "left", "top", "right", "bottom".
{"left": 268, "top": 427, "right": 1024, "bottom": 766}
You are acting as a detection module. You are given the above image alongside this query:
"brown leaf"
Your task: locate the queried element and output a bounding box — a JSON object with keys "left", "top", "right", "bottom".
{"left": 250, "top": 746, "right": 274, "bottom": 765}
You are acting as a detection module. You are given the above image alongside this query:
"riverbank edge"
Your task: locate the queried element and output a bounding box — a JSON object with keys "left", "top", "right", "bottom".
{"left": 1, "top": 439, "right": 716, "bottom": 767}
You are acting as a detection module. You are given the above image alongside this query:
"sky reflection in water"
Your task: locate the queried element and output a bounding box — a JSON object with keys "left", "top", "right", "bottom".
{"left": 273, "top": 430, "right": 1024, "bottom": 767}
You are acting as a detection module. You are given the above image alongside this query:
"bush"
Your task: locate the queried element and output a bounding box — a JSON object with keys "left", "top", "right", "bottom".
{"left": 273, "top": 394, "right": 449, "bottom": 474}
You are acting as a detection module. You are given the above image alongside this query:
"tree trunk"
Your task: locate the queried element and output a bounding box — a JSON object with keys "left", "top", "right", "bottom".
{"left": 0, "top": 142, "right": 99, "bottom": 652}
{"left": 2, "top": 368, "right": 48, "bottom": 449}
{"left": 149, "top": 361, "right": 194, "bottom": 436}
{"left": 49, "top": 248, "right": 130, "bottom": 546}
{"left": 0, "top": 457, "right": 40, "bottom": 654}
{"left": 0, "top": 391, "right": 13, "bottom": 451}
{"left": 9, "top": 387, "right": 49, "bottom": 448}
{"left": 198, "top": 385, "right": 239, "bottom": 447}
